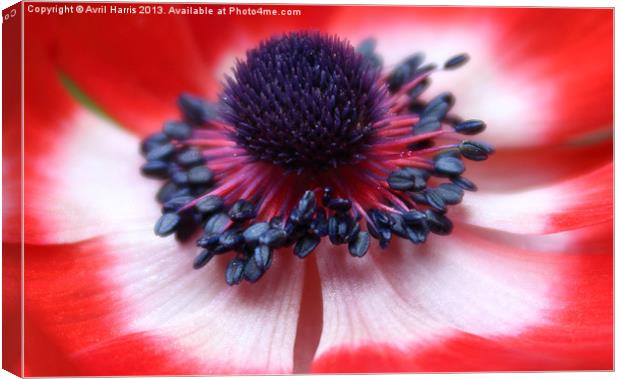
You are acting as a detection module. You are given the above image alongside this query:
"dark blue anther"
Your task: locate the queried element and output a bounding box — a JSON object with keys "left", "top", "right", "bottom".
{"left": 176, "top": 148, "right": 206, "bottom": 167}
{"left": 204, "top": 212, "right": 231, "bottom": 235}
{"left": 405, "top": 222, "right": 429, "bottom": 244}
{"left": 435, "top": 183, "right": 464, "bottom": 205}
{"left": 193, "top": 250, "right": 215, "bottom": 269}
{"left": 387, "top": 167, "right": 428, "bottom": 191}
{"left": 459, "top": 141, "right": 495, "bottom": 161}
{"left": 162, "top": 195, "right": 194, "bottom": 212}
{"left": 187, "top": 166, "right": 214, "bottom": 185}
{"left": 348, "top": 231, "right": 370, "bottom": 257}
{"left": 387, "top": 53, "right": 424, "bottom": 92}
{"left": 141, "top": 132, "right": 169, "bottom": 155}
{"left": 410, "top": 192, "right": 429, "bottom": 205}
{"left": 253, "top": 245, "right": 273, "bottom": 270}
{"left": 163, "top": 120, "right": 193, "bottom": 140}
{"left": 402, "top": 209, "right": 427, "bottom": 224}
{"left": 369, "top": 209, "right": 393, "bottom": 228}
{"left": 154, "top": 213, "right": 181, "bottom": 237}
{"left": 388, "top": 213, "right": 408, "bottom": 238}
{"left": 243, "top": 222, "right": 271, "bottom": 244}
{"left": 141, "top": 160, "right": 170, "bottom": 179}
{"left": 146, "top": 143, "right": 176, "bottom": 161}
{"left": 454, "top": 119, "right": 486, "bottom": 135}
{"left": 426, "top": 210, "right": 453, "bottom": 235}
{"left": 156, "top": 181, "right": 182, "bottom": 203}
{"left": 228, "top": 199, "right": 256, "bottom": 221}
{"left": 291, "top": 191, "right": 316, "bottom": 224}
{"left": 259, "top": 228, "right": 288, "bottom": 248}
{"left": 422, "top": 92, "right": 454, "bottom": 120}
{"left": 294, "top": 234, "right": 321, "bottom": 258}
{"left": 243, "top": 257, "right": 265, "bottom": 283}
{"left": 327, "top": 216, "right": 338, "bottom": 244}
{"left": 443, "top": 53, "right": 470, "bottom": 70}
{"left": 225, "top": 258, "right": 246, "bottom": 285}
{"left": 356, "top": 38, "right": 383, "bottom": 69}
{"left": 218, "top": 229, "right": 244, "bottom": 250}
{"left": 171, "top": 170, "right": 189, "bottom": 185}
{"left": 407, "top": 78, "right": 430, "bottom": 99}
{"left": 196, "top": 234, "right": 220, "bottom": 248}
{"left": 450, "top": 176, "right": 478, "bottom": 191}
{"left": 178, "top": 93, "right": 217, "bottom": 125}
{"left": 424, "top": 189, "right": 447, "bottom": 212}
{"left": 434, "top": 155, "right": 465, "bottom": 176}
{"left": 195, "top": 195, "right": 224, "bottom": 214}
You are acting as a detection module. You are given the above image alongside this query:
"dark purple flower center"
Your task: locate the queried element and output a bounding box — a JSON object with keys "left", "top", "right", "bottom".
{"left": 220, "top": 32, "right": 389, "bottom": 171}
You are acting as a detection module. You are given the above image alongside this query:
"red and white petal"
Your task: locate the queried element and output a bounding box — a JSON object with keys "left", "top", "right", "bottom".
{"left": 20, "top": 110, "right": 305, "bottom": 374}
{"left": 452, "top": 162, "right": 612, "bottom": 234}
{"left": 18, "top": 109, "right": 160, "bottom": 244}
{"left": 326, "top": 7, "right": 612, "bottom": 147}
{"left": 311, "top": 225, "right": 612, "bottom": 372}
{"left": 25, "top": 237, "right": 305, "bottom": 375}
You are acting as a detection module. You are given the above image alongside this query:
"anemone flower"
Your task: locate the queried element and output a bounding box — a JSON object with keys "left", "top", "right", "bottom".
{"left": 3, "top": 5, "right": 612, "bottom": 376}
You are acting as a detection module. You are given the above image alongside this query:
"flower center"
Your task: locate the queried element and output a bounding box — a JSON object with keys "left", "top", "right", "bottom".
{"left": 139, "top": 32, "right": 495, "bottom": 285}
{"left": 220, "top": 32, "right": 389, "bottom": 171}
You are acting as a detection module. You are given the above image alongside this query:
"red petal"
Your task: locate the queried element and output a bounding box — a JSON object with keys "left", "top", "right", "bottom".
{"left": 465, "top": 140, "right": 612, "bottom": 191}
{"left": 25, "top": 12, "right": 212, "bottom": 136}
{"left": 453, "top": 162, "right": 612, "bottom": 234}
{"left": 311, "top": 224, "right": 612, "bottom": 372}
{"left": 27, "top": 6, "right": 335, "bottom": 136}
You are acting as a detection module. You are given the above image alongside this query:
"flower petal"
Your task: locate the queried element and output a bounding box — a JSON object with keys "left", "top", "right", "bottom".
{"left": 26, "top": 13, "right": 213, "bottom": 136}
{"left": 452, "top": 162, "right": 612, "bottom": 234}
{"left": 464, "top": 140, "right": 612, "bottom": 191}
{"left": 14, "top": 109, "right": 160, "bottom": 244}
{"left": 311, "top": 224, "right": 612, "bottom": 372}
{"left": 326, "top": 7, "right": 612, "bottom": 147}
{"left": 25, "top": 237, "right": 305, "bottom": 375}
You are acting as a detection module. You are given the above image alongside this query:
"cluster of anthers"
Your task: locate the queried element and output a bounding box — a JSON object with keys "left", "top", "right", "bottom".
{"left": 140, "top": 31, "right": 494, "bottom": 285}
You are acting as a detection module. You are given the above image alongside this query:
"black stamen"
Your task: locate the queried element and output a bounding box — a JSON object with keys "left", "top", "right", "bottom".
{"left": 193, "top": 250, "right": 215, "bottom": 269}
{"left": 459, "top": 140, "right": 495, "bottom": 161}
{"left": 154, "top": 213, "right": 181, "bottom": 237}
{"left": 443, "top": 53, "right": 470, "bottom": 70}
{"left": 228, "top": 199, "right": 256, "bottom": 221}
{"left": 433, "top": 155, "right": 465, "bottom": 176}
{"left": 225, "top": 258, "right": 246, "bottom": 285}
{"left": 450, "top": 176, "right": 478, "bottom": 191}
{"left": 163, "top": 121, "right": 193, "bottom": 140}
{"left": 348, "top": 231, "right": 370, "bottom": 257}
{"left": 454, "top": 119, "right": 486, "bottom": 135}
{"left": 178, "top": 93, "right": 217, "bottom": 125}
